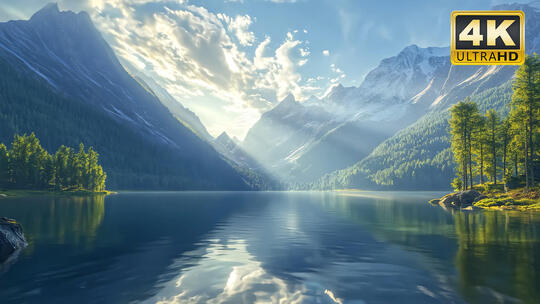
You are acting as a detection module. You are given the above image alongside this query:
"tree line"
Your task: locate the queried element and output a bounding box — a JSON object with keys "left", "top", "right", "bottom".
{"left": 450, "top": 54, "right": 539, "bottom": 191}
{"left": 0, "top": 133, "right": 106, "bottom": 191}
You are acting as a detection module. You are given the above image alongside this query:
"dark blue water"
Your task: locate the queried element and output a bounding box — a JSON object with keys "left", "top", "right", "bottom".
{"left": 0, "top": 191, "right": 539, "bottom": 303}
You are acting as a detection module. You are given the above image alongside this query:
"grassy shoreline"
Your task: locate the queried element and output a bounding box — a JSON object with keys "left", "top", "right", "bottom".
{"left": 431, "top": 184, "right": 540, "bottom": 211}
{"left": 473, "top": 187, "right": 540, "bottom": 211}
{"left": 0, "top": 189, "right": 115, "bottom": 198}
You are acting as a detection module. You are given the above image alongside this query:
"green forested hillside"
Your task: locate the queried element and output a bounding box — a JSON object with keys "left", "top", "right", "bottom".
{"left": 0, "top": 57, "right": 249, "bottom": 190}
{"left": 313, "top": 81, "right": 513, "bottom": 190}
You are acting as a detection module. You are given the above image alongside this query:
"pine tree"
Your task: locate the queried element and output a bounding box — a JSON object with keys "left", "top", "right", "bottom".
{"left": 472, "top": 116, "right": 487, "bottom": 185}
{"left": 0, "top": 133, "right": 107, "bottom": 191}
{"left": 484, "top": 109, "right": 501, "bottom": 184}
{"left": 8, "top": 133, "right": 48, "bottom": 189}
{"left": 511, "top": 54, "right": 539, "bottom": 191}
{"left": 87, "top": 147, "right": 106, "bottom": 191}
{"left": 41, "top": 154, "right": 55, "bottom": 189}
{"left": 500, "top": 117, "right": 512, "bottom": 180}
{"left": 450, "top": 99, "right": 481, "bottom": 190}
{"left": 75, "top": 143, "right": 87, "bottom": 189}
{"left": 509, "top": 110, "right": 526, "bottom": 178}
{"left": 54, "top": 145, "right": 72, "bottom": 190}
{"left": 0, "top": 143, "right": 9, "bottom": 188}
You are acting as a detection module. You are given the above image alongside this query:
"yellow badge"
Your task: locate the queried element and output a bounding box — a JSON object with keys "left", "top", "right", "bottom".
{"left": 451, "top": 11, "right": 525, "bottom": 65}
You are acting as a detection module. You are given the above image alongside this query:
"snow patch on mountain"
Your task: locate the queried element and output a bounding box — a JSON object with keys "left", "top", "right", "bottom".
{"left": 0, "top": 40, "right": 57, "bottom": 88}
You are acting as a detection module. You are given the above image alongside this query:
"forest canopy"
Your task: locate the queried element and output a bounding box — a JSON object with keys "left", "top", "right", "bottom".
{"left": 449, "top": 54, "right": 539, "bottom": 191}
{"left": 0, "top": 133, "right": 106, "bottom": 192}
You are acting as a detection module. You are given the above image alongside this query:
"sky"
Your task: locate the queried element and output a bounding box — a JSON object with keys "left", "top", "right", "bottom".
{"left": 0, "top": 0, "right": 533, "bottom": 139}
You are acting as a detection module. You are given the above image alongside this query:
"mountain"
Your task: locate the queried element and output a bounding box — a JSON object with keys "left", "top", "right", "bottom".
{"left": 212, "top": 132, "right": 281, "bottom": 190}
{"left": 125, "top": 65, "right": 281, "bottom": 190}
{"left": 0, "top": 3, "right": 250, "bottom": 190}
{"left": 244, "top": 2, "right": 539, "bottom": 188}
{"left": 311, "top": 2, "right": 540, "bottom": 190}
{"left": 243, "top": 94, "right": 342, "bottom": 183}
{"left": 243, "top": 45, "right": 451, "bottom": 184}
{"left": 131, "top": 73, "right": 214, "bottom": 143}
{"left": 214, "top": 132, "right": 259, "bottom": 170}
{"left": 312, "top": 82, "right": 513, "bottom": 190}
{"left": 307, "top": 46, "right": 450, "bottom": 115}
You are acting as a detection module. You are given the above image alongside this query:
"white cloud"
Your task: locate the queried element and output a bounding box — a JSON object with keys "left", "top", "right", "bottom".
{"left": 88, "top": 0, "right": 321, "bottom": 138}
{"left": 306, "top": 76, "right": 324, "bottom": 84}
{"left": 218, "top": 14, "right": 255, "bottom": 46}
{"left": 322, "top": 50, "right": 329, "bottom": 56}
{"left": 330, "top": 63, "right": 343, "bottom": 74}
{"left": 329, "top": 63, "right": 345, "bottom": 84}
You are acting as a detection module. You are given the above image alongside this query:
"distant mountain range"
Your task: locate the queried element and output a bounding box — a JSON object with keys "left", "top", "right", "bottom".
{"left": 243, "top": 2, "right": 540, "bottom": 189}
{"left": 242, "top": 44, "right": 451, "bottom": 184}
{"left": 0, "top": 3, "right": 253, "bottom": 190}
{"left": 309, "top": 3, "right": 540, "bottom": 190}
{"left": 1, "top": 3, "right": 537, "bottom": 191}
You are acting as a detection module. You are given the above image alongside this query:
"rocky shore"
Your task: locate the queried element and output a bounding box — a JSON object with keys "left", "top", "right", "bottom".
{"left": 0, "top": 217, "right": 27, "bottom": 264}
{"left": 430, "top": 188, "right": 540, "bottom": 211}
{"left": 429, "top": 190, "right": 485, "bottom": 210}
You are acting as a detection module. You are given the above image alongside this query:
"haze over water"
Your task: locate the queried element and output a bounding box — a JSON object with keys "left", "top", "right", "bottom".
{"left": 0, "top": 191, "right": 538, "bottom": 303}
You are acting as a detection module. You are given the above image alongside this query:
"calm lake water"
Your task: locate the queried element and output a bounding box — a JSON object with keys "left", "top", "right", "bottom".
{"left": 0, "top": 191, "right": 539, "bottom": 304}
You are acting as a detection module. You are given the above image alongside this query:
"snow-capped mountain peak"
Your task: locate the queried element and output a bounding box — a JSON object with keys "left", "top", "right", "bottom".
{"left": 303, "top": 45, "right": 450, "bottom": 121}
{"left": 358, "top": 45, "right": 449, "bottom": 102}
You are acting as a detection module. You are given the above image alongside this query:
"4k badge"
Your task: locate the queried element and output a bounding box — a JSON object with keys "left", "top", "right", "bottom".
{"left": 451, "top": 11, "right": 525, "bottom": 65}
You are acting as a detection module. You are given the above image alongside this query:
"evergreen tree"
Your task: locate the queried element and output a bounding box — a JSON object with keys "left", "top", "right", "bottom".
{"left": 0, "top": 143, "right": 8, "bottom": 188}
{"left": 54, "top": 145, "right": 71, "bottom": 190}
{"left": 446, "top": 55, "right": 538, "bottom": 192}
{"left": 500, "top": 117, "right": 512, "bottom": 179}
{"left": 472, "top": 116, "right": 487, "bottom": 185}
{"left": 450, "top": 99, "right": 481, "bottom": 190}
{"left": 509, "top": 110, "right": 526, "bottom": 178}
{"left": 8, "top": 133, "right": 48, "bottom": 189}
{"left": 41, "top": 154, "right": 55, "bottom": 189}
{"left": 0, "top": 133, "right": 107, "bottom": 191}
{"left": 484, "top": 109, "right": 501, "bottom": 184}
{"left": 511, "top": 54, "right": 539, "bottom": 190}
{"left": 75, "top": 143, "right": 87, "bottom": 189}
{"left": 86, "top": 147, "right": 106, "bottom": 191}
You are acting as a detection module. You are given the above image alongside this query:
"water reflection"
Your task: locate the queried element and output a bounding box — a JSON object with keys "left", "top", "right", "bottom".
{"left": 325, "top": 192, "right": 540, "bottom": 304}
{"left": 0, "top": 195, "right": 105, "bottom": 250}
{"left": 148, "top": 239, "right": 305, "bottom": 304}
{"left": 0, "top": 192, "right": 538, "bottom": 304}
{"left": 453, "top": 211, "right": 540, "bottom": 303}
{"left": 144, "top": 192, "right": 463, "bottom": 303}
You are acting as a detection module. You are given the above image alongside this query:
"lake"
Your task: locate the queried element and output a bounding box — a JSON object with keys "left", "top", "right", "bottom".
{"left": 0, "top": 191, "right": 539, "bottom": 303}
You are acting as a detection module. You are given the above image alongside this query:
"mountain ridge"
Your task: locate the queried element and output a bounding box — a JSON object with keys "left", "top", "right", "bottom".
{"left": 310, "top": 2, "right": 540, "bottom": 190}
{"left": 244, "top": 2, "right": 539, "bottom": 188}
{"left": 0, "top": 3, "right": 251, "bottom": 190}
{"left": 243, "top": 44, "right": 454, "bottom": 184}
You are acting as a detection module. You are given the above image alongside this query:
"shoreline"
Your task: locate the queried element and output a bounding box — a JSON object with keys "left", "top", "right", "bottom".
{"left": 430, "top": 187, "right": 540, "bottom": 211}
{"left": 0, "top": 189, "right": 115, "bottom": 198}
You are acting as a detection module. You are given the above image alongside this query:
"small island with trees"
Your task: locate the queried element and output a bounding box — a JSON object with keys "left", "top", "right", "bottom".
{"left": 432, "top": 54, "right": 539, "bottom": 211}
{"left": 0, "top": 133, "right": 107, "bottom": 197}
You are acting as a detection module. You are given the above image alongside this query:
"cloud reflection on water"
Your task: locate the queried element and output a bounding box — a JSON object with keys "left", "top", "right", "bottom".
{"left": 149, "top": 239, "right": 306, "bottom": 304}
